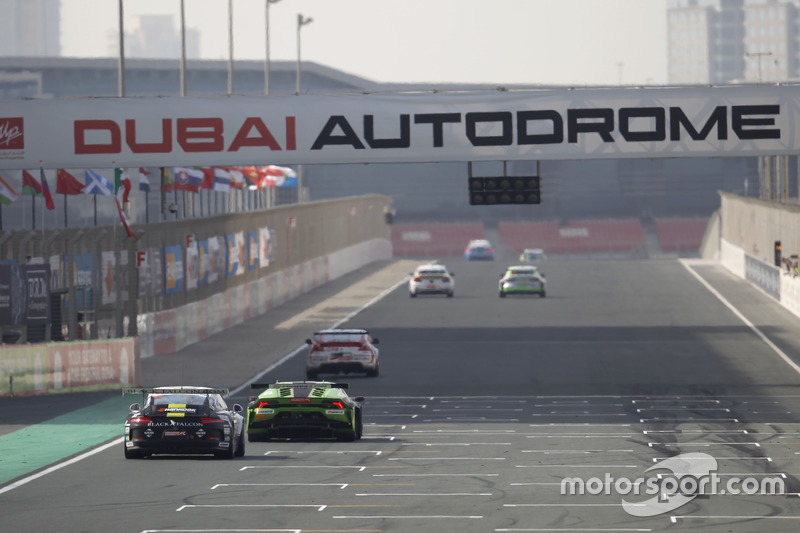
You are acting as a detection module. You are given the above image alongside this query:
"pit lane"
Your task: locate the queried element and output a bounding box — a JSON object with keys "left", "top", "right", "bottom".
{"left": 3, "top": 257, "right": 800, "bottom": 533}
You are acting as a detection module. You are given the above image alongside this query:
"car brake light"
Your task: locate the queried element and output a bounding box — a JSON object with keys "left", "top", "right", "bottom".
{"left": 331, "top": 401, "right": 344, "bottom": 409}
{"left": 201, "top": 417, "right": 223, "bottom": 424}
{"left": 441, "top": 277, "right": 450, "bottom": 282}
{"left": 130, "top": 416, "right": 151, "bottom": 423}
{"left": 487, "top": 248, "right": 493, "bottom": 253}
{"left": 413, "top": 277, "right": 421, "bottom": 282}
{"left": 257, "top": 401, "right": 270, "bottom": 408}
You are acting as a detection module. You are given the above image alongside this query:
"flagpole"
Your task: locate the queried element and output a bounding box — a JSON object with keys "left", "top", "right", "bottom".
{"left": 94, "top": 194, "right": 97, "bottom": 226}
{"left": 64, "top": 192, "right": 68, "bottom": 227}
{"left": 31, "top": 189, "right": 36, "bottom": 230}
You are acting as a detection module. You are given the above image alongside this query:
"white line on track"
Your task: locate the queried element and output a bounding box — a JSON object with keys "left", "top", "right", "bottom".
{"left": 388, "top": 457, "right": 506, "bottom": 461}
{"left": 495, "top": 527, "right": 653, "bottom": 532}
{"left": 0, "top": 437, "right": 123, "bottom": 495}
{"left": 334, "top": 515, "right": 483, "bottom": 519}
{"left": 355, "top": 492, "right": 492, "bottom": 496}
{"left": 670, "top": 515, "right": 800, "bottom": 523}
{"left": 177, "top": 504, "right": 327, "bottom": 512}
{"left": 515, "top": 464, "right": 639, "bottom": 468}
{"left": 372, "top": 473, "right": 500, "bottom": 477}
{"left": 522, "top": 450, "right": 634, "bottom": 454}
{"left": 211, "top": 483, "right": 351, "bottom": 490}
{"left": 680, "top": 259, "right": 800, "bottom": 377}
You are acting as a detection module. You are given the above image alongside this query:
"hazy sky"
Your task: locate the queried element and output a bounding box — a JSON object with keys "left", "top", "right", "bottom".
{"left": 61, "top": 0, "right": 668, "bottom": 86}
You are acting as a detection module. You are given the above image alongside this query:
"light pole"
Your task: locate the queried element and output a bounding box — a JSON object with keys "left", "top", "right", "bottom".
{"left": 117, "top": 0, "right": 125, "bottom": 97}
{"left": 228, "top": 0, "right": 234, "bottom": 96}
{"left": 180, "top": 0, "right": 187, "bottom": 96}
{"left": 296, "top": 14, "right": 313, "bottom": 95}
{"left": 265, "top": 0, "right": 281, "bottom": 95}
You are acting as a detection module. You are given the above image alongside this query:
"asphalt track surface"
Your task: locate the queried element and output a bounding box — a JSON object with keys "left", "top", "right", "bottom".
{"left": 3, "top": 257, "right": 800, "bottom": 532}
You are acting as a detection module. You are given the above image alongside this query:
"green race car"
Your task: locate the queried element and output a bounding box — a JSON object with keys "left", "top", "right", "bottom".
{"left": 499, "top": 265, "right": 547, "bottom": 298}
{"left": 247, "top": 381, "right": 364, "bottom": 441}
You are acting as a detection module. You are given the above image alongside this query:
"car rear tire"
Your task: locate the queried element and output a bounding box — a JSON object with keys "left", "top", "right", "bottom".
{"left": 355, "top": 409, "right": 364, "bottom": 440}
{"left": 409, "top": 291, "right": 417, "bottom": 298}
{"left": 446, "top": 291, "right": 453, "bottom": 298}
{"left": 366, "top": 364, "right": 380, "bottom": 377}
{"left": 499, "top": 291, "right": 506, "bottom": 298}
{"left": 234, "top": 430, "right": 246, "bottom": 457}
{"left": 540, "top": 290, "right": 546, "bottom": 298}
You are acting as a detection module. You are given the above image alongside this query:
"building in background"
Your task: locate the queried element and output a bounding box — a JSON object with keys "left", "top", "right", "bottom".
{"left": 0, "top": 0, "right": 60, "bottom": 57}
{"left": 105, "top": 15, "right": 200, "bottom": 60}
{"left": 667, "top": 0, "right": 800, "bottom": 84}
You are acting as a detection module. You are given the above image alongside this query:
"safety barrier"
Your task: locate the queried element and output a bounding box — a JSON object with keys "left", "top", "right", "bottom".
{"left": 499, "top": 219, "right": 645, "bottom": 255}
{"left": 391, "top": 223, "right": 486, "bottom": 257}
{"left": 655, "top": 217, "right": 709, "bottom": 252}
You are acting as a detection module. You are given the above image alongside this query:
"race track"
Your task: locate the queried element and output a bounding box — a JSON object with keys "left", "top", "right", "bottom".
{"left": 3, "top": 257, "right": 800, "bottom": 532}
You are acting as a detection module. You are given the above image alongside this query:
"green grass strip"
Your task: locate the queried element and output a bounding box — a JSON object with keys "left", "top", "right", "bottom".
{"left": 0, "top": 395, "right": 131, "bottom": 485}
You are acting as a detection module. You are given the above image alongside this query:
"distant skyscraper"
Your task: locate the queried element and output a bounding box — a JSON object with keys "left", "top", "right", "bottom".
{"left": 0, "top": 0, "right": 60, "bottom": 57}
{"left": 667, "top": 0, "right": 800, "bottom": 84}
{"left": 106, "top": 15, "right": 200, "bottom": 60}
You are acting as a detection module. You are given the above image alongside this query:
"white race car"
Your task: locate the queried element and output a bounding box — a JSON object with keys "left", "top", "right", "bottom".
{"left": 409, "top": 263, "right": 455, "bottom": 297}
{"left": 305, "top": 329, "right": 380, "bottom": 379}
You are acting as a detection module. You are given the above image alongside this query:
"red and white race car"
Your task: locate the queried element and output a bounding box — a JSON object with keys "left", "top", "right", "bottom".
{"left": 305, "top": 329, "right": 380, "bottom": 379}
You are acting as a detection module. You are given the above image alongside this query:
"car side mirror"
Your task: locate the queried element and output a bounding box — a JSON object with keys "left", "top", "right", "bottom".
{"left": 373, "top": 338, "right": 379, "bottom": 345}
{"left": 129, "top": 403, "right": 141, "bottom": 411}
{"left": 450, "top": 272, "right": 455, "bottom": 277}
{"left": 355, "top": 396, "right": 365, "bottom": 403}
{"left": 233, "top": 404, "right": 243, "bottom": 413}
{"left": 305, "top": 339, "right": 312, "bottom": 345}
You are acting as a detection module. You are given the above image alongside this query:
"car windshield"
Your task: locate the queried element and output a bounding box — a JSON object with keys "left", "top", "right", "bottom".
{"left": 147, "top": 394, "right": 210, "bottom": 407}
{"left": 315, "top": 332, "right": 366, "bottom": 344}
{"left": 418, "top": 268, "right": 446, "bottom": 275}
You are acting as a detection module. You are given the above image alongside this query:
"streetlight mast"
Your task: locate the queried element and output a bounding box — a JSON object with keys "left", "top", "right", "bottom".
{"left": 296, "top": 14, "right": 313, "bottom": 95}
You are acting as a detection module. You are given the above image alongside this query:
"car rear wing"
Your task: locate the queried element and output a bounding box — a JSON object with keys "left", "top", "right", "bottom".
{"left": 122, "top": 388, "right": 230, "bottom": 395}
{"left": 250, "top": 381, "right": 349, "bottom": 390}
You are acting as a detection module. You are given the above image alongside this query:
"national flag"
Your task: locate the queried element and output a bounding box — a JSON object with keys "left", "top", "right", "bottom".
{"left": 199, "top": 167, "right": 215, "bottom": 190}
{"left": 229, "top": 168, "right": 245, "bottom": 189}
{"left": 56, "top": 169, "right": 85, "bottom": 195}
{"left": 40, "top": 167, "right": 55, "bottom": 210}
{"left": 22, "top": 170, "right": 42, "bottom": 196}
{"left": 162, "top": 167, "right": 174, "bottom": 192}
{"left": 139, "top": 168, "right": 151, "bottom": 192}
{"left": 212, "top": 168, "right": 231, "bottom": 192}
{"left": 0, "top": 173, "right": 20, "bottom": 205}
{"left": 115, "top": 168, "right": 132, "bottom": 203}
{"left": 114, "top": 197, "right": 138, "bottom": 239}
{"left": 262, "top": 165, "right": 287, "bottom": 187}
{"left": 85, "top": 169, "right": 114, "bottom": 195}
{"left": 275, "top": 166, "right": 298, "bottom": 187}
{"left": 243, "top": 166, "right": 265, "bottom": 189}
{"left": 173, "top": 167, "right": 204, "bottom": 192}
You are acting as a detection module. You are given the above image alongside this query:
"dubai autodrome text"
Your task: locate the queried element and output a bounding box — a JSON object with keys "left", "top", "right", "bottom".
{"left": 72, "top": 104, "right": 780, "bottom": 155}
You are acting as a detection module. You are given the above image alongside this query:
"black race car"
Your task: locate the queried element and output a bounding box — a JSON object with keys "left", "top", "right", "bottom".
{"left": 123, "top": 386, "right": 245, "bottom": 459}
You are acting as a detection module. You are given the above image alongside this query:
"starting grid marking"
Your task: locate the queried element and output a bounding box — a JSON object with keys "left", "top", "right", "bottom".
{"left": 151, "top": 394, "right": 800, "bottom": 531}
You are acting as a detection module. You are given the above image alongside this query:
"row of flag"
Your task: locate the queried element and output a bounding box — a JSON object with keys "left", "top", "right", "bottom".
{"left": 0, "top": 165, "right": 299, "bottom": 206}
{"left": 0, "top": 165, "right": 298, "bottom": 240}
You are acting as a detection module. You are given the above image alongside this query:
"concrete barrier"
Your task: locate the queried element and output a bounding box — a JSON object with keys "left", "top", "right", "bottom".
{"left": 136, "top": 237, "right": 390, "bottom": 359}
{"left": 0, "top": 338, "right": 138, "bottom": 397}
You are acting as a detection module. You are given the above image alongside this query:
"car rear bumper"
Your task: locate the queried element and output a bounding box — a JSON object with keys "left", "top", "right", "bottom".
{"left": 307, "top": 361, "right": 376, "bottom": 374}
{"left": 248, "top": 410, "right": 353, "bottom": 438}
